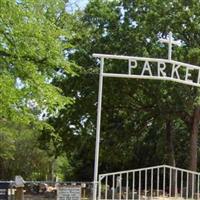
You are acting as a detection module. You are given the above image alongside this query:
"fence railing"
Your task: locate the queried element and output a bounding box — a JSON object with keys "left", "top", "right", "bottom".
{"left": 98, "top": 165, "right": 200, "bottom": 200}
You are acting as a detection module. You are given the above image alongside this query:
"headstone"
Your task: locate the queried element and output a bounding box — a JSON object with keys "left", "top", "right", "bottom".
{"left": 15, "top": 176, "right": 24, "bottom": 188}
{"left": 57, "top": 186, "right": 81, "bottom": 200}
{"left": 15, "top": 176, "right": 24, "bottom": 200}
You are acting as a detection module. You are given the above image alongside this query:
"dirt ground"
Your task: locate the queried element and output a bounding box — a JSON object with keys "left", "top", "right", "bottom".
{"left": 24, "top": 194, "right": 56, "bottom": 200}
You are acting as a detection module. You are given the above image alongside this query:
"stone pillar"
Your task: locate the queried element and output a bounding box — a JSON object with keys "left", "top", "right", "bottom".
{"left": 15, "top": 187, "right": 24, "bottom": 200}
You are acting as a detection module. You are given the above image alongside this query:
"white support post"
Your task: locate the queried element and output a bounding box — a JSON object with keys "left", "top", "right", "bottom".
{"left": 157, "top": 168, "right": 159, "bottom": 197}
{"left": 163, "top": 167, "right": 166, "bottom": 197}
{"left": 168, "top": 32, "right": 172, "bottom": 60}
{"left": 169, "top": 168, "right": 172, "bottom": 197}
{"left": 187, "top": 173, "right": 189, "bottom": 199}
{"left": 119, "top": 174, "right": 122, "bottom": 200}
{"left": 151, "top": 169, "right": 153, "bottom": 199}
{"left": 192, "top": 174, "right": 194, "bottom": 199}
{"left": 112, "top": 175, "right": 115, "bottom": 200}
{"left": 98, "top": 176, "right": 102, "bottom": 200}
{"left": 139, "top": 171, "right": 141, "bottom": 200}
{"left": 181, "top": 171, "right": 183, "bottom": 199}
{"left": 93, "top": 58, "right": 104, "bottom": 200}
{"left": 198, "top": 175, "right": 200, "bottom": 200}
{"left": 175, "top": 169, "right": 177, "bottom": 198}
{"left": 105, "top": 176, "right": 108, "bottom": 200}
{"left": 126, "top": 173, "right": 129, "bottom": 200}
{"left": 132, "top": 172, "right": 135, "bottom": 200}
{"left": 145, "top": 170, "right": 147, "bottom": 200}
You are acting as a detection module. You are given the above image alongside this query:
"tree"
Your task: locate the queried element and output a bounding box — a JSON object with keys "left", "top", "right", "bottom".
{"left": 129, "top": 0, "right": 200, "bottom": 172}
{"left": 0, "top": 0, "right": 76, "bottom": 128}
{"left": 83, "top": 0, "right": 200, "bottom": 172}
{"left": 41, "top": 0, "right": 200, "bottom": 183}
{"left": 0, "top": 0, "right": 82, "bottom": 180}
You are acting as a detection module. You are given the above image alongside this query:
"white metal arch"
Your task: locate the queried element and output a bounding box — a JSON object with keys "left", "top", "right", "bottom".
{"left": 92, "top": 33, "right": 200, "bottom": 200}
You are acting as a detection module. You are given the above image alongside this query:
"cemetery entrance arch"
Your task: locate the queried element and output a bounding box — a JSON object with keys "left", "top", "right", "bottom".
{"left": 92, "top": 32, "right": 200, "bottom": 200}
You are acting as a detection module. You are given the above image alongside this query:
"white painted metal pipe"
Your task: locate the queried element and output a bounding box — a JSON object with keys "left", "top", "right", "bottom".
{"left": 139, "top": 171, "right": 141, "bottom": 200}
{"left": 192, "top": 174, "right": 194, "bottom": 199}
{"left": 163, "top": 167, "right": 166, "bottom": 197}
{"left": 93, "top": 54, "right": 200, "bottom": 70}
{"left": 93, "top": 58, "right": 104, "bottom": 200}
{"left": 145, "top": 170, "right": 147, "bottom": 200}
{"left": 175, "top": 169, "right": 177, "bottom": 198}
{"left": 198, "top": 175, "right": 200, "bottom": 200}
{"left": 105, "top": 176, "right": 108, "bottom": 200}
{"left": 126, "top": 173, "right": 129, "bottom": 200}
{"left": 157, "top": 168, "right": 159, "bottom": 197}
{"left": 100, "top": 164, "right": 200, "bottom": 177}
{"left": 112, "top": 175, "right": 115, "bottom": 200}
{"left": 132, "top": 172, "right": 135, "bottom": 200}
{"left": 169, "top": 168, "right": 172, "bottom": 197}
{"left": 98, "top": 177, "right": 102, "bottom": 200}
{"left": 168, "top": 32, "right": 172, "bottom": 60}
{"left": 151, "top": 169, "right": 153, "bottom": 199}
{"left": 119, "top": 174, "right": 122, "bottom": 200}
{"left": 181, "top": 171, "right": 183, "bottom": 198}
{"left": 102, "top": 73, "right": 200, "bottom": 87}
{"left": 187, "top": 173, "right": 189, "bottom": 199}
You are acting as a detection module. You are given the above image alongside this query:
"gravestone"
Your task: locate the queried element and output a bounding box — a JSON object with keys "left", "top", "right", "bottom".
{"left": 15, "top": 176, "right": 24, "bottom": 200}
{"left": 57, "top": 186, "right": 81, "bottom": 200}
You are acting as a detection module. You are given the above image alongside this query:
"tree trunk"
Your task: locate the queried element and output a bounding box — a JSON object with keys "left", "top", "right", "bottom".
{"left": 189, "top": 106, "right": 200, "bottom": 172}
{"left": 51, "top": 157, "right": 57, "bottom": 182}
{"left": 166, "top": 119, "right": 176, "bottom": 167}
{"left": 165, "top": 119, "right": 176, "bottom": 196}
{"left": 188, "top": 106, "right": 200, "bottom": 197}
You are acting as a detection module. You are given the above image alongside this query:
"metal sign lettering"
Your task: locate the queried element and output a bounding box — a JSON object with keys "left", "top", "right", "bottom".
{"left": 93, "top": 32, "right": 200, "bottom": 88}
{"left": 93, "top": 54, "right": 200, "bottom": 87}
{"left": 128, "top": 58, "right": 200, "bottom": 87}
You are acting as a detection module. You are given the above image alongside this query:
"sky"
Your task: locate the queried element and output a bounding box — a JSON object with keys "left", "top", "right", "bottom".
{"left": 67, "top": 0, "right": 89, "bottom": 12}
{"left": 77, "top": 0, "right": 89, "bottom": 9}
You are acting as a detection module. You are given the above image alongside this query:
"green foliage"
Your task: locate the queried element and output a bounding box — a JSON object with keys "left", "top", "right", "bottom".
{"left": 0, "top": 0, "right": 80, "bottom": 180}
{"left": 0, "top": 0, "right": 76, "bottom": 126}
{"left": 2, "top": 0, "right": 200, "bottom": 181}
{"left": 55, "top": 154, "right": 72, "bottom": 181}
{"left": 0, "top": 121, "right": 47, "bottom": 180}
{"left": 49, "top": 0, "right": 200, "bottom": 180}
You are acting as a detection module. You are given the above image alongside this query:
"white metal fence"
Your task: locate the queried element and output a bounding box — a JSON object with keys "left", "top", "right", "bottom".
{"left": 98, "top": 165, "right": 200, "bottom": 200}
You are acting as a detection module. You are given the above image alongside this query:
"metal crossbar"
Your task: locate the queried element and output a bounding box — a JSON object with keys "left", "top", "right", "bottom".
{"left": 98, "top": 165, "right": 200, "bottom": 200}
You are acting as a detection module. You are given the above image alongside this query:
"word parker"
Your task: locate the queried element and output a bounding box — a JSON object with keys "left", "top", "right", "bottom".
{"left": 128, "top": 58, "right": 200, "bottom": 87}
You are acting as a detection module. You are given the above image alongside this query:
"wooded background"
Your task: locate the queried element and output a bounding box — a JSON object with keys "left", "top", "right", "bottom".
{"left": 1, "top": 0, "right": 200, "bottom": 181}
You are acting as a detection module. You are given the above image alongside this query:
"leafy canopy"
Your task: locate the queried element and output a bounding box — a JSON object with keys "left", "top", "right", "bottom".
{"left": 50, "top": 0, "right": 200, "bottom": 180}
{"left": 0, "top": 0, "right": 76, "bottom": 127}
